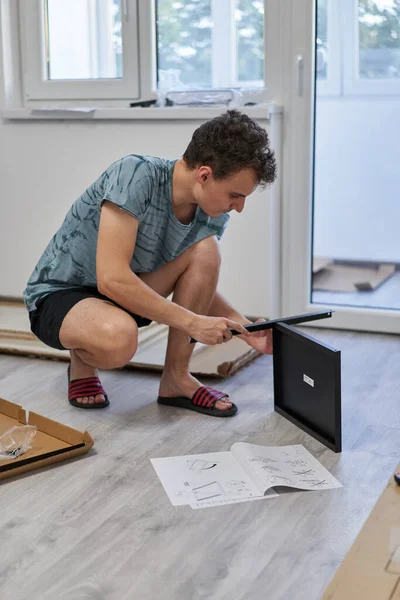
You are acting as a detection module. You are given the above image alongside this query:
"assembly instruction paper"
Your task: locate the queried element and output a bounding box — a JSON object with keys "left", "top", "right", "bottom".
{"left": 151, "top": 443, "right": 342, "bottom": 509}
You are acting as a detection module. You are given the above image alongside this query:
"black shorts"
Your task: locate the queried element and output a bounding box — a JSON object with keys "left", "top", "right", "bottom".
{"left": 29, "top": 286, "right": 152, "bottom": 351}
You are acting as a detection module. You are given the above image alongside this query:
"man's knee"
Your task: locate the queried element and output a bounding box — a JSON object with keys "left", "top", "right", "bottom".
{"left": 96, "top": 318, "right": 138, "bottom": 367}
{"left": 190, "top": 236, "right": 221, "bottom": 272}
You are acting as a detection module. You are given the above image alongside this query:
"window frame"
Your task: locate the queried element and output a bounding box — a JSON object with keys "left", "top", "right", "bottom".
{"left": 211, "top": 0, "right": 264, "bottom": 89}
{"left": 343, "top": 0, "right": 400, "bottom": 96}
{"left": 13, "top": 0, "right": 400, "bottom": 107}
{"left": 318, "top": 0, "right": 400, "bottom": 98}
{"left": 18, "top": 0, "right": 265, "bottom": 106}
{"left": 19, "top": 0, "right": 141, "bottom": 101}
{"left": 316, "top": 0, "right": 341, "bottom": 96}
{"left": 211, "top": 0, "right": 237, "bottom": 88}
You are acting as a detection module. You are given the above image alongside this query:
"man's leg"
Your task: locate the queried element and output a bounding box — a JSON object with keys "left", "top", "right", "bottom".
{"left": 58, "top": 236, "right": 228, "bottom": 408}
{"left": 59, "top": 299, "right": 139, "bottom": 404}
{"left": 139, "top": 236, "right": 232, "bottom": 411}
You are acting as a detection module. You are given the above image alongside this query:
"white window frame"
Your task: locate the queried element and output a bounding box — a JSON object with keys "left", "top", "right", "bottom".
{"left": 211, "top": 0, "right": 264, "bottom": 90}
{"left": 317, "top": 0, "right": 400, "bottom": 98}
{"left": 343, "top": 0, "right": 400, "bottom": 96}
{"left": 211, "top": 0, "right": 237, "bottom": 88}
{"left": 19, "top": 0, "right": 141, "bottom": 101}
{"left": 15, "top": 0, "right": 265, "bottom": 108}
{"left": 316, "top": 0, "right": 341, "bottom": 96}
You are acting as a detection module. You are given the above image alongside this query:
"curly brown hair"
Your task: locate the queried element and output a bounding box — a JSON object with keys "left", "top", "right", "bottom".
{"left": 182, "top": 109, "right": 277, "bottom": 188}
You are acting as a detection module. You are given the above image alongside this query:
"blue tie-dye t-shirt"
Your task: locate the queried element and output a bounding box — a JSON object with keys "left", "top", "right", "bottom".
{"left": 23, "top": 154, "right": 230, "bottom": 313}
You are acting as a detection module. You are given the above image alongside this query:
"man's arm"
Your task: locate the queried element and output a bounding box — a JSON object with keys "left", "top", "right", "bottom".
{"left": 96, "top": 202, "right": 249, "bottom": 345}
{"left": 97, "top": 201, "right": 193, "bottom": 332}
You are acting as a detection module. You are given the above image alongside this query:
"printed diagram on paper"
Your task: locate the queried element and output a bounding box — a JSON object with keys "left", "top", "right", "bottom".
{"left": 151, "top": 451, "right": 264, "bottom": 507}
{"left": 234, "top": 443, "right": 341, "bottom": 492}
{"left": 151, "top": 444, "right": 342, "bottom": 509}
{"left": 187, "top": 458, "right": 218, "bottom": 472}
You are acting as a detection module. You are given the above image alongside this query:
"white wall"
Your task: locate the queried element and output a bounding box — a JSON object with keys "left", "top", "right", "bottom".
{"left": 0, "top": 117, "right": 272, "bottom": 317}
{"left": 314, "top": 97, "right": 400, "bottom": 263}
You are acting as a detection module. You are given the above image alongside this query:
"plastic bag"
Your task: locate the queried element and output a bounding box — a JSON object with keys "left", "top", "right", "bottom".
{"left": 0, "top": 425, "right": 37, "bottom": 459}
{"left": 156, "top": 69, "right": 187, "bottom": 107}
{"left": 239, "top": 87, "right": 267, "bottom": 106}
{"left": 156, "top": 69, "right": 244, "bottom": 108}
{"left": 164, "top": 88, "right": 241, "bottom": 108}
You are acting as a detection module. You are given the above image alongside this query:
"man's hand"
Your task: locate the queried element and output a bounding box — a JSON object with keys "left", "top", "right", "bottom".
{"left": 244, "top": 317, "right": 273, "bottom": 355}
{"left": 188, "top": 315, "right": 250, "bottom": 345}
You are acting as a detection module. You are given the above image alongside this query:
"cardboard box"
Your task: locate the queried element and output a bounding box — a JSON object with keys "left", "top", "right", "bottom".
{"left": 0, "top": 397, "right": 93, "bottom": 481}
{"left": 322, "top": 463, "right": 400, "bottom": 600}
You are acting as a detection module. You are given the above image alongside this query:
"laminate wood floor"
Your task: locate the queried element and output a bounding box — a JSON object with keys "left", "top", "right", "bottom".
{"left": 0, "top": 326, "right": 399, "bottom": 600}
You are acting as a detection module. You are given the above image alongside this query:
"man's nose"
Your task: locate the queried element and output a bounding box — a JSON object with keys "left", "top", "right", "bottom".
{"left": 234, "top": 198, "right": 245, "bottom": 213}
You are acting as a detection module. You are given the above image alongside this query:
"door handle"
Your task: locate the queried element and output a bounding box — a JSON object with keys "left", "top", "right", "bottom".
{"left": 296, "top": 54, "right": 304, "bottom": 97}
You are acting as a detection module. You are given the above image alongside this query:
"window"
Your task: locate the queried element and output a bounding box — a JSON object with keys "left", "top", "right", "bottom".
{"left": 20, "top": 0, "right": 140, "bottom": 101}
{"left": 316, "top": 0, "right": 341, "bottom": 95}
{"left": 343, "top": 0, "right": 400, "bottom": 94}
{"left": 359, "top": 0, "right": 400, "bottom": 80}
{"left": 45, "top": 0, "right": 123, "bottom": 80}
{"left": 18, "top": 0, "right": 265, "bottom": 105}
{"left": 317, "top": 0, "right": 400, "bottom": 97}
{"left": 156, "top": 0, "right": 264, "bottom": 89}
{"left": 316, "top": 0, "right": 328, "bottom": 81}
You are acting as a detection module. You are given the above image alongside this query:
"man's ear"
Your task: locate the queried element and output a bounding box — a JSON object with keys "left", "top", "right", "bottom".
{"left": 198, "top": 166, "right": 212, "bottom": 183}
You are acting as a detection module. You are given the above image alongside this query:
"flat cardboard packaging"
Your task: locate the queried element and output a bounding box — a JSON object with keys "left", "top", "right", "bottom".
{"left": 0, "top": 397, "right": 93, "bottom": 481}
{"left": 0, "top": 304, "right": 260, "bottom": 377}
{"left": 312, "top": 260, "right": 395, "bottom": 293}
{"left": 322, "top": 462, "right": 400, "bottom": 600}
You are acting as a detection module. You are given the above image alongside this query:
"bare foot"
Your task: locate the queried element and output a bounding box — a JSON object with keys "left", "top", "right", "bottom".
{"left": 158, "top": 369, "right": 232, "bottom": 411}
{"left": 69, "top": 350, "right": 106, "bottom": 405}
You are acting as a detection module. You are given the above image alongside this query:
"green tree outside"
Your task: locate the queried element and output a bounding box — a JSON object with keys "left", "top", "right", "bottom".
{"left": 359, "top": 0, "right": 400, "bottom": 78}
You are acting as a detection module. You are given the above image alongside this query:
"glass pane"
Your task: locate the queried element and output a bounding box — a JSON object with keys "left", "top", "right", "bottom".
{"left": 156, "top": 0, "right": 264, "bottom": 89}
{"left": 311, "top": 0, "right": 400, "bottom": 311}
{"left": 156, "top": 0, "right": 212, "bottom": 88}
{"left": 316, "top": 0, "right": 328, "bottom": 80}
{"left": 236, "top": 0, "right": 264, "bottom": 85}
{"left": 45, "top": 0, "right": 123, "bottom": 80}
{"left": 359, "top": 0, "right": 400, "bottom": 79}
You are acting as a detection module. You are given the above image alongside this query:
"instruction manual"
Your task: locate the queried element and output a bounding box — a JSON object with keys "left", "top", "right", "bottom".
{"left": 151, "top": 443, "right": 342, "bottom": 509}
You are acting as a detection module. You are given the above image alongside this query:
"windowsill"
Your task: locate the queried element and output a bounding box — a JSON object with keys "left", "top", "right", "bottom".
{"left": 1, "top": 104, "right": 283, "bottom": 121}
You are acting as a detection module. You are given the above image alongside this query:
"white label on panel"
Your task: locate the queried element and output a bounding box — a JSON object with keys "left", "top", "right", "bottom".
{"left": 303, "top": 374, "right": 314, "bottom": 387}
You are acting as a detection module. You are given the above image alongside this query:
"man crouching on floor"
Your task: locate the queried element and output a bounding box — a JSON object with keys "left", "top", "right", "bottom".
{"left": 24, "top": 109, "right": 277, "bottom": 416}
